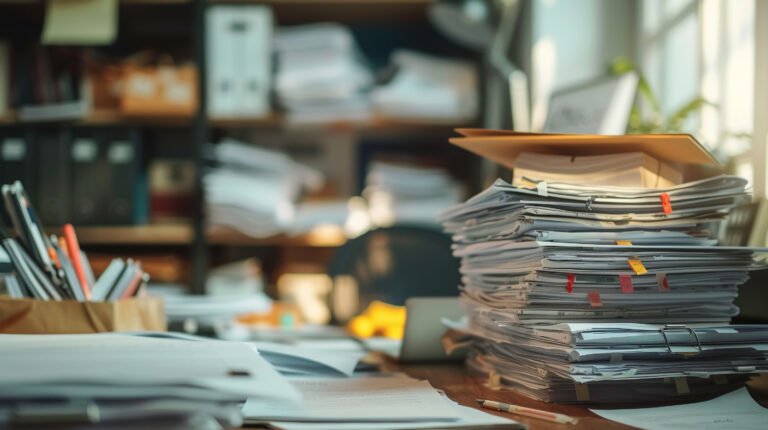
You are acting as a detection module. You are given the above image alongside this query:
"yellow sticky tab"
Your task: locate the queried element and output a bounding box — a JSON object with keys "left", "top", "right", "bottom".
{"left": 616, "top": 240, "right": 633, "bottom": 246}
{"left": 628, "top": 258, "right": 648, "bottom": 275}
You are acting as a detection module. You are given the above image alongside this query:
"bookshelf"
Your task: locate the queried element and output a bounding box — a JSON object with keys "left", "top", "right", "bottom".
{"left": 0, "top": 0, "right": 481, "bottom": 292}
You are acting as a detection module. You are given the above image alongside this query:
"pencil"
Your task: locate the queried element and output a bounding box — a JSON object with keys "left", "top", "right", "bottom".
{"left": 63, "top": 224, "right": 91, "bottom": 300}
{"left": 476, "top": 399, "right": 578, "bottom": 425}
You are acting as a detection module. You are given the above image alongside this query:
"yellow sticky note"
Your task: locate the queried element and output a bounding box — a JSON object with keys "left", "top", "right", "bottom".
{"left": 616, "top": 240, "right": 633, "bottom": 246}
{"left": 628, "top": 258, "right": 648, "bottom": 275}
{"left": 42, "top": 0, "right": 118, "bottom": 45}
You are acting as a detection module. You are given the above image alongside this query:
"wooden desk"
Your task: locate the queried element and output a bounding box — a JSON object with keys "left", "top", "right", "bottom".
{"left": 391, "top": 362, "right": 768, "bottom": 430}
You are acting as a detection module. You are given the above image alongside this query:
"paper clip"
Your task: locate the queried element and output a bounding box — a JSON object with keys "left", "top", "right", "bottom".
{"left": 584, "top": 196, "right": 594, "bottom": 212}
{"left": 660, "top": 324, "right": 703, "bottom": 357}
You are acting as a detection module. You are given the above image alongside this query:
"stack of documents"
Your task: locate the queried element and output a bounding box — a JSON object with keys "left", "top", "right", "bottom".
{"left": 440, "top": 175, "right": 768, "bottom": 403}
{"left": 243, "top": 374, "right": 522, "bottom": 429}
{"left": 0, "top": 333, "right": 299, "bottom": 429}
{"left": 511, "top": 151, "right": 682, "bottom": 188}
{"left": 205, "top": 139, "right": 324, "bottom": 238}
{"left": 274, "top": 23, "right": 373, "bottom": 125}
{"left": 365, "top": 161, "right": 463, "bottom": 227}
{"left": 372, "top": 50, "right": 478, "bottom": 121}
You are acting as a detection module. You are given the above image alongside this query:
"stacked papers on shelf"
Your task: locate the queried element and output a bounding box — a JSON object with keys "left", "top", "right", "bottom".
{"left": 440, "top": 174, "right": 768, "bottom": 403}
{"left": 0, "top": 334, "right": 300, "bottom": 429}
{"left": 371, "top": 50, "right": 478, "bottom": 121}
{"left": 274, "top": 23, "right": 373, "bottom": 124}
{"left": 205, "top": 139, "right": 324, "bottom": 238}
{"left": 365, "top": 161, "right": 463, "bottom": 227}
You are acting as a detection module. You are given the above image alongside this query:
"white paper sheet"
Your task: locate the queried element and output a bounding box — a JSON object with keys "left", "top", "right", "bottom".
{"left": 243, "top": 375, "right": 463, "bottom": 423}
{"left": 591, "top": 388, "right": 768, "bottom": 430}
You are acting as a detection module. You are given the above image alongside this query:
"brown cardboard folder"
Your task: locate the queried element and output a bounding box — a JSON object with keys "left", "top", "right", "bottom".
{"left": 450, "top": 129, "right": 721, "bottom": 170}
{"left": 0, "top": 297, "right": 166, "bottom": 334}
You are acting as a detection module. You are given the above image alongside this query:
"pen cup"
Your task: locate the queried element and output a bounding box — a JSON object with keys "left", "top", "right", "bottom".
{"left": 0, "top": 297, "right": 166, "bottom": 334}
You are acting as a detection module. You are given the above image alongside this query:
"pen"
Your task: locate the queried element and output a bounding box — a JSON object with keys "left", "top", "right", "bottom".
{"left": 476, "top": 399, "right": 578, "bottom": 425}
{"left": 63, "top": 224, "right": 91, "bottom": 300}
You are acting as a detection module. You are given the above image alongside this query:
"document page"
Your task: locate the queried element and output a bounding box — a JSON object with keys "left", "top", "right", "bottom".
{"left": 243, "top": 375, "right": 463, "bottom": 422}
{"left": 591, "top": 388, "right": 768, "bottom": 430}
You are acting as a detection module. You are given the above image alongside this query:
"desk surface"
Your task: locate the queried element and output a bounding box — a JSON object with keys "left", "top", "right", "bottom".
{"left": 392, "top": 362, "right": 768, "bottom": 430}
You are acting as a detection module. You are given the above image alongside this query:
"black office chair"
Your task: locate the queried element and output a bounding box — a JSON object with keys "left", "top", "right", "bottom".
{"left": 326, "top": 224, "right": 461, "bottom": 323}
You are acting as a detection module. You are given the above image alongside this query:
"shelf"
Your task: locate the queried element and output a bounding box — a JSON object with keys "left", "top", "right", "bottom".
{"left": 210, "top": 113, "right": 473, "bottom": 133}
{"left": 207, "top": 225, "right": 348, "bottom": 247}
{"left": 45, "top": 224, "right": 347, "bottom": 247}
{"left": 0, "top": 0, "right": 190, "bottom": 4}
{"left": 208, "top": 0, "right": 430, "bottom": 24}
{"left": 0, "top": 110, "right": 194, "bottom": 127}
{"left": 58, "top": 224, "right": 195, "bottom": 246}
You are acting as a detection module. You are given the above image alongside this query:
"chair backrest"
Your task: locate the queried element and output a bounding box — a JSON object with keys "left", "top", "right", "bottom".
{"left": 326, "top": 224, "right": 460, "bottom": 323}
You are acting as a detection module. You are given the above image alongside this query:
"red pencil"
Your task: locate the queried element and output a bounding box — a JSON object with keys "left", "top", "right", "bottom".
{"left": 63, "top": 224, "right": 91, "bottom": 300}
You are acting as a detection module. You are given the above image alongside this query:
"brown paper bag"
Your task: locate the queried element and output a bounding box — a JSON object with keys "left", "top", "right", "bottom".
{"left": 0, "top": 297, "right": 166, "bottom": 334}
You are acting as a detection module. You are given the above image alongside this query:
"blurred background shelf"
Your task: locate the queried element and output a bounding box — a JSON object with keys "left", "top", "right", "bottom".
{"left": 206, "top": 225, "right": 348, "bottom": 247}
{"left": 52, "top": 224, "right": 195, "bottom": 246}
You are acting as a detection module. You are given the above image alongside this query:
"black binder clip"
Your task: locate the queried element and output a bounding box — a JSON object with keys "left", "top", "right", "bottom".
{"left": 660, "top": 324, "right": 703, "bottom": 358}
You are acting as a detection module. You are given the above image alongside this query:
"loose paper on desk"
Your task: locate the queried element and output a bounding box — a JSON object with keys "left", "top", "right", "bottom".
{"left": 253, "top": 341, "right": 365, "bottom": 376}
{"left": 591, "top": 387, "right": 768, "bottom": 430}
{"left": 243, "top": 375, "right": 463, "bottom": 423}
{"left": 244, "top": 374, "right": 523, "bottom": 429}
{"left": 0, "top": 333, "right": 300, "bottom": 403}
{"left": 42, "top": 0, "right": 117, "bottom": 45}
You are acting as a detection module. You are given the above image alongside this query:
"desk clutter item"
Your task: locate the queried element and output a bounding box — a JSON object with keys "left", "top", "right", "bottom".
{"left": 0, "top": 333, "right": 299, "bottom": 430}
{"left": 0, "top": 181, "right": 161, "bottom": 333}
{"left": 440, "top": 130, "right": 768, "bottom": 403}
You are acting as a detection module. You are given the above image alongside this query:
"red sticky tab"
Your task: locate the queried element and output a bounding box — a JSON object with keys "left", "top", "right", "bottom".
{"left": 619, "top": 275, "right": 634, "bottom": 293}
{"left": 587, "top": 291, "right": 603, "bottom": 307}
{"left": 660, "top": 192, "right": 673, "bottom": 215}
{"left": 566, "top": 273, "right": 575, "bottom": 293}
{"left": 656, "top": 273, "right": 670, "bottom": 291}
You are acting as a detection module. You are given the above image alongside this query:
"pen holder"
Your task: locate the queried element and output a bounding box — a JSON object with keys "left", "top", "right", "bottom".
{"left": 0, "top": 297, "right": 166, "bottom": 334}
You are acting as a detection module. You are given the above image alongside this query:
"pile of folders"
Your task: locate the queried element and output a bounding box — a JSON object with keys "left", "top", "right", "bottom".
{"left": 440, "top": 175, "right": 768, "bottom": 403}
{"left": 1, "top": 181, "right": 148, "bottom": 301}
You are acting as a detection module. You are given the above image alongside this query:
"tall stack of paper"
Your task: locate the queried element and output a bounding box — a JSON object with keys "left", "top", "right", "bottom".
{"left": 365, "top": 161, "right": 463, "bottom": 227}
{"left": 440, "top": 131, "right": 768, "bottom": 403}
{"left": 274, "top": 23, "right": 373, "bottom": 125}
{"left": 372, "top": 50, "right": 478, "bottom": 121}
{"left": 0, "top": 333, "right": 299, "bottom": 429}
{"left": 205, "top": 139, "right": 323, "bottom": 238}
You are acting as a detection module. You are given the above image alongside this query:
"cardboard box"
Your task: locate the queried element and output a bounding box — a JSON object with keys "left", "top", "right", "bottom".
{"left": 0, "top": 297, "right": 166, "bottom": 334}
{"left": 121, "top": 65, "right": 198, "bottom": 117}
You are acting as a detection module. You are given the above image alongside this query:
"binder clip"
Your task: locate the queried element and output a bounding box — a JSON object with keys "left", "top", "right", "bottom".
{"left": 660, "top": 324, "right": 703, "bottom": 358}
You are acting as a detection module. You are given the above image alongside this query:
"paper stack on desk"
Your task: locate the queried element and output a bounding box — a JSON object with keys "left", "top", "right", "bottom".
{"left": 0, "top": 333, "right": 300, "bottom": 429}
{"left": 440, "top": 131, "right": 768, "bottom": 403}
{"left": 243, "top": 374, "right": 523, "bottom": 429}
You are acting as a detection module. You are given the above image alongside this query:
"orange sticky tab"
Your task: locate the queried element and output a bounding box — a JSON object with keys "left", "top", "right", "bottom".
{"left": 628, "top": 258, "right": 648, "bottom": 275}
{"left": 656, "top": 273, "right": 670, "bottom": 291}
{"left": 587, "top": 291, "right": 603, "bottom": 307}
{"left": 660, "top": 192, "right": 673, "bottom": 214}
{"left": 616, "top": 240, "right": 633, "bottom": 246}
{"left": 619, "top": 275, "right": 634, "bottom": 293}
{"left": 566, "top": 273, "right": 575, "bottom": 293}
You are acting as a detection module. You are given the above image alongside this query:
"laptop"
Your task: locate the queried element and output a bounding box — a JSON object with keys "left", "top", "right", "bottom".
{"left": 398, "top": 296, "right": 467, "bottom": 362}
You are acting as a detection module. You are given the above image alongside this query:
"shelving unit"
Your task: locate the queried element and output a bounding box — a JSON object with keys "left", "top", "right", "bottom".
{"left": 0, "top": 0, "right": 482, "bottom": 292}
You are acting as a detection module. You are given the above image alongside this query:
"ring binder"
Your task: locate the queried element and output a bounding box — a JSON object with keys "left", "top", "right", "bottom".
{"left": 660, "top": 324, "right": 703, "bottom": 357}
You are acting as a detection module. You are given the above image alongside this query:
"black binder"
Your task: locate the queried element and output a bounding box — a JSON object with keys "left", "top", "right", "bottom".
{"left": 36, "top": 129, "right": 71, "bottom": 226}
{"left": 104, "top": 129, "right": 145, "bottom": 225}
{"left": 70, "top": 131, "right": 105, "bottom": 225}
{"left": 0, "top": 129, "right": 35, "bottom": 227}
